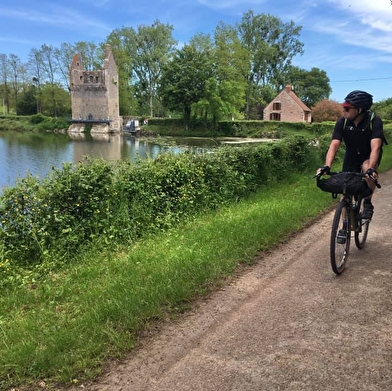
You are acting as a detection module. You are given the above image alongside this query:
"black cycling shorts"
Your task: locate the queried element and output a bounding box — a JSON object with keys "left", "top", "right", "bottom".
{"left": 342, "top": 149, "right": 383, "bottom": 172}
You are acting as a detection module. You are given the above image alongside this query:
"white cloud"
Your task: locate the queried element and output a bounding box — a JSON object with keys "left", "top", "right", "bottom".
{"left": 327, "top": 0, "right": 392, "bottom": 31}
{"left": 361, "top": 15, "right": 392, "bottom": 33}
{"left": 302, "top": 0, "right": 392, "bottom": 56}
{"left": 0, "top": 5, "right": 111, "bottom": 34}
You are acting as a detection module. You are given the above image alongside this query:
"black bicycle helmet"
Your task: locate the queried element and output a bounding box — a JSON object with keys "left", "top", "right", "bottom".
{"left": 344, "top": 90, "right": 373, "bottom": 110}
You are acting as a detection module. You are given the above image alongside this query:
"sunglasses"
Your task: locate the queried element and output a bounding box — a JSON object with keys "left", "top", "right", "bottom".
{"left": 343, "top": 106, "right": 356, "bottom": 112}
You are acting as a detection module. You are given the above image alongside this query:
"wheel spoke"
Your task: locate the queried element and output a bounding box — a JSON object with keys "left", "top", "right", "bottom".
{"left": 330, "top": 200, "right": 350, "bottom": 274}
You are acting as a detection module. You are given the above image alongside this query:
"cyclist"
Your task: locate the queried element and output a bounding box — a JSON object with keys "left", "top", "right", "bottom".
{"left": 317, "top": 90, "right": 386, "bottom": 243}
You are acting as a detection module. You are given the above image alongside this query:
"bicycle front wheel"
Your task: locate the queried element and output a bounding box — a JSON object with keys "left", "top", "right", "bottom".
{"left": 355, "top": 197, "right": 370, "bottom": 249}
{"left": 330, "top": 200, "right": 351, "bottom": 275}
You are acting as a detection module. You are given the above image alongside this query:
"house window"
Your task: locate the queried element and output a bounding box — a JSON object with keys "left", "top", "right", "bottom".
{"left": 273, "top": 102, "right": 281, "bottom": 111}
{"left": 270, "top": 113, "right": 281, "bottom": 121}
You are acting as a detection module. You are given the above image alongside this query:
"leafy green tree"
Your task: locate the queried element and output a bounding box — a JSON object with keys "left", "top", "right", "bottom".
{"left": 134, "top": 21, "right": 177, "bottom": 117}
{"left": 107, "top": 21, "right": 176, "bottom": 117}
{"left": 16, "top": 86, "right": 38, "bottom": 115}
{"left": 0, "top": 54, "right": 11, "bottom": 114}
{"left": 237, "top": 10, "right": 304, "bottom": 118}
{"left": 27, "top": 48, "right": 45, "bottom": 113}
{"left": 40, "top": 44, "right": 62, "bottom": 116}
{"left": 40, "top": 83, "right": 70, "bottom": 117}
{"left": 104, "top": 32, "right": 136, "bottom": 116}
{"left": 7, "top": 54, "right": 24, "bottom": 115}
{"left": 372, "top": 98, "right": 392, "bottom": 120}
{"left": 159, "top": 44, "right": 214, "bottom": 127}
{"left": 195, "top": 23, "right": 247, "bottom": 125}
{"left": 286, "top": 66, "right": 331, "bottom": 107}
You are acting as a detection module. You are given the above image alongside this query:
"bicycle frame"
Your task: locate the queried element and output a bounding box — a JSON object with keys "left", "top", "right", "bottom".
{"left": 330, "top": 189, "right": 370, "bottom": 275}
{"left": 316, "top": 170, "right": 378, "bottom": 275}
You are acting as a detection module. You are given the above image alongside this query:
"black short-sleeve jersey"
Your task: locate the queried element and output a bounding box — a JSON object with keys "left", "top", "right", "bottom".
{"left": 332, "top": 113, "right": 384, "bottom": 159}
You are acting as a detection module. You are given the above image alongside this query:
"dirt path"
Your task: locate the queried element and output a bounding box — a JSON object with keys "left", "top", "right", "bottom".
{"left": 72, "top": 171, "right": 392, "bottom": 391}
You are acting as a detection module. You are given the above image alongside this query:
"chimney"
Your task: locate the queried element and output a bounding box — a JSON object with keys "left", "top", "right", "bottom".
{"left": 285, "top": 85, "right": 292, "bottom": 92}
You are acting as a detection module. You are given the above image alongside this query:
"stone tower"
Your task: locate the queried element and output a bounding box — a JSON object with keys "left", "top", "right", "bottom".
{"left": 68, "top": 45, "right": 121, "bottom": 133}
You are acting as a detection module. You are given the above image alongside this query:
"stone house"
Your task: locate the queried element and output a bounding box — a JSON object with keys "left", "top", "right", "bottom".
{"left": 68, "top": 45, "right": 121, "bottom": 133}
{"left": 263, "top": 85, "right": 311, "bottom": 123}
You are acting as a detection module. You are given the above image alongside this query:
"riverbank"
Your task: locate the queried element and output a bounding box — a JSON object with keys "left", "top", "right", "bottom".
{"left": 0, "top": 113, "right": 69, "bottom": 132}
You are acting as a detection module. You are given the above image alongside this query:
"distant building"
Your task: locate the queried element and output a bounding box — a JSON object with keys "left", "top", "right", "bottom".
{"left": 263, "top": 85, "right": 311, "bottom": 123}
{"left": 68, "top": 45, "right": 121, "bottom": 133}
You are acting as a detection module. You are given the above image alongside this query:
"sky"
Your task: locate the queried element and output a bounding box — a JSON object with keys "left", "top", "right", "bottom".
{"left": 1, "top": 0, "right": 392, "bottom": 103}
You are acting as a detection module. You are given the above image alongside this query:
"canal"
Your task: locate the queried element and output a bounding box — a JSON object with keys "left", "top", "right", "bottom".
{"left": 0, "top": 130, "right": 219, "bottom": 191}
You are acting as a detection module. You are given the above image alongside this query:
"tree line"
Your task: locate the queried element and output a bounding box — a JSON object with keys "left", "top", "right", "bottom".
{"left": 1, "top": 9, "right": 391, "bottom": 125}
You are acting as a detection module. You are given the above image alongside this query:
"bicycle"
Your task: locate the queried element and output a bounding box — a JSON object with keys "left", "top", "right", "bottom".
{"left": 316, "top": 171, "right": 380, "bottom": 275}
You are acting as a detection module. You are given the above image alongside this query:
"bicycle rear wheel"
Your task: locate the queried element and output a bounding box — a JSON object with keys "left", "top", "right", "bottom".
{"left": 355, "top": 197, "right": 370, "bottom": 249}
{"left": 330, "top": 200, "right": 351, "bottom": 275}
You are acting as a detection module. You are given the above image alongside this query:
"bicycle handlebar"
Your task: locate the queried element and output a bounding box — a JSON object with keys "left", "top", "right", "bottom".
{"left": 314, "top": 171, "right": 381, "bottom": 189}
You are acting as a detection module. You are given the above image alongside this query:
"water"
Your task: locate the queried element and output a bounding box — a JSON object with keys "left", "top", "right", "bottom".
{"left": 0, "top": 131, "right": 216, "bottom": 191}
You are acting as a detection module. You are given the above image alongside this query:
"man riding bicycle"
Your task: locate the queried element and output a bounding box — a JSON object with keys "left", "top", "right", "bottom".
{"left": 317, "top": 90, "right": 386, "bottom": 242}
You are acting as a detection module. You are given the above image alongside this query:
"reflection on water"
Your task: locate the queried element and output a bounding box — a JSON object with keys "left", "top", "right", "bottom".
{"left": 0, "top": 131, "right": 212, "bottom": 191}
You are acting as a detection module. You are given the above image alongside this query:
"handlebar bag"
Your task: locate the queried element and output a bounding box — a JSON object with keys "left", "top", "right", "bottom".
{"left": 317, "top": 172, "right": 373, "bottom": 197}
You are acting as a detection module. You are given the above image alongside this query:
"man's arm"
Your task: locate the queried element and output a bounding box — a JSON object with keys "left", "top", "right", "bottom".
{"left": 368, "top": 138, "right": 383, "bottom": 170}
{"left": 324, "top": 139, "right": 341, "bottom": 168}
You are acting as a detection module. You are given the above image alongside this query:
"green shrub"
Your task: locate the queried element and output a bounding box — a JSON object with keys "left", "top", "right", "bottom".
{"left": 0, "top": 136, "right": 320, "bottom": 287}
{"left": 29, "top": 113, "right": 47, "bottom": 124}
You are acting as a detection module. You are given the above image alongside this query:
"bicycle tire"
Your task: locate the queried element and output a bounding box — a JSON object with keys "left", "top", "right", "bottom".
{"left": 330, "top": 200, "right": 351, "bottom": 275}
{"left": 355, "top": 197, "right": 370, "bottom": 249}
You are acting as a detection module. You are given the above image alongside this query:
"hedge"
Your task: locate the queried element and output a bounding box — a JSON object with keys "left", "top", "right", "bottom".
{"left": 0, "top": 135, "right": 322, "bottom": 283}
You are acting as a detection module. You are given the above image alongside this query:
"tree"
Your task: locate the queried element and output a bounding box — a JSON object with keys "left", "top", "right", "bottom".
{"left": 17, "top": 86, "right": 39, "bottom": 115}
{"left": 311, "top": 99, "right": 342, "bottom": 122}
{"left": 372, "top": 98, "right": 392, "bottom": 120}
{"left": 106, "top": 22, "right": 176, "bottom": 117}
{"left": 286, "top": 66, "right": 331, "bottom": 108}
{"left": 28, "top": 49, "right": 45, "bottom": 113}
{"left": 105, "top": 30, "right": 138, "bottom": 116}
{"left": 135, "top": 21, "right": 177, "bottom": 117}
{"left": 7, "top": 54, "right": 24, "bottom": 115}
{"left": 0, "top": 54, "right": 11, "bottom": 114}
{"left": 159, "top": 44, "right": 214, "bottom": 127}
{"left": 40, "top": 83, "right": 71, "bottom": 117}
{"left": 196, "top": 23, "right": 247, "bottom": 125}
{"left": 40, "top": 44, "right": 61, "bottom": 117}
{"left": 237, "top": 10, "right": 304, "bottom": 118}
{"left": 53, "top": 42, "right": 100, "bottom": 91}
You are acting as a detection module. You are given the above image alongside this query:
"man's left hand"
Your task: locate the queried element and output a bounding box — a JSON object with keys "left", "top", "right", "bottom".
{"left": 365, "top": 168, "right": 378, "bottom": 181}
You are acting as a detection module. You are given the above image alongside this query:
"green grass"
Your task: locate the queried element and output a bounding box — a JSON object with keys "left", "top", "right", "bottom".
{"left": 1, "top": 144, "right": 391, "bottom": 390}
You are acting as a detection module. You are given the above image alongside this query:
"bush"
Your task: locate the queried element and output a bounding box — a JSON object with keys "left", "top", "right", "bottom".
{"left": 29, "top": 113, "right": 47, "bottom": 124}
{"left": 0, "top": 136, "right": 320, "bottom": 286}
{"left": 311, "top": 100, "right": 342, "bottom": 122}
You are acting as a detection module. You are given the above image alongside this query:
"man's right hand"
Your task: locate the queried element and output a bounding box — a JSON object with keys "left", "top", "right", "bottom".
{"left": 316, "top": 165, "right": 330, "bottom": 176}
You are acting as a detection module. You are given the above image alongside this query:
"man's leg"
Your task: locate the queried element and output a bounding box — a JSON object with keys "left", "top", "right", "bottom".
{"left": 361, "top": 159, "right": 377, "bottom": 219}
